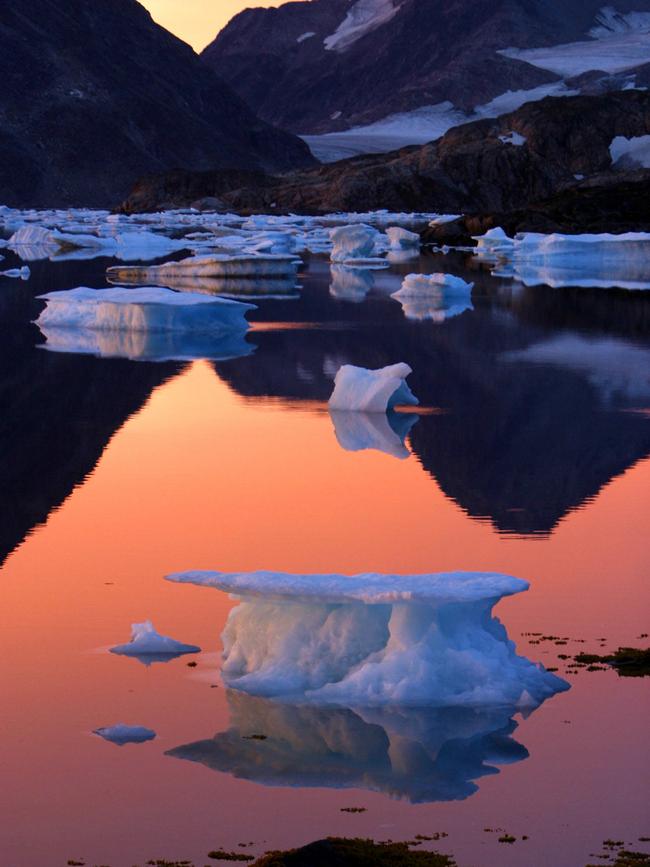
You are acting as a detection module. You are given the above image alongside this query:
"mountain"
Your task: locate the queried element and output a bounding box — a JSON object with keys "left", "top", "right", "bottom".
{"left": 0, "top": 0, "right": 314, "bottom": 208}
{"left": 203, "top": 0, "right": 650, "bottom": 159}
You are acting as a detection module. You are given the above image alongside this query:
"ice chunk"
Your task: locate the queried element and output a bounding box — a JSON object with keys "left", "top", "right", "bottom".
{"left": 0, "top": 267, "right": 30, "bottom": 280}
{"left": 391, "top": 273, "right": 474, "bottom": 321}
{"left": 167, "top": 692, "right": 530, "bottom": 802}
{"left": 329, "top": 265, "right": 374, "bottom": 302}
{"left": 610, "top": 134, "right": 650, "bottom": 168}
{"left": 395, "top": 273, "right": 474, "bottom": 296}
{"left": 329, "top": 224, "right": 381, "bottom": 263}
{"left": 110, "top": 620, "right": 200, "bottom": 665}
{"left": 93, "top": 724, "right": 156, "bottom": 746}
{"left": 473, "top": 227, "right": 514, "bottom": 255}
{"left": 330, "top": 409, "right": 418, "bottom": 459}
{"left": 107, "top": 253, "right": 299, "bottom": 281}
{"left": 386, "top": 226, "right": 421, "bottom": 250}
{"left": 166, "top": 570, "right": 569, "bottom": 708}
{"left": 328, "top": 363, "right": 419, "bottom": 412}
{"left": 35, "top": 287, "right": 255, "bottom": 336}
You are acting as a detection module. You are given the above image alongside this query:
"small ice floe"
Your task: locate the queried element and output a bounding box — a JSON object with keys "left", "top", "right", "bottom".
{"left": 0, "top": 266, "right": 30, "bottom": 280}
{"left": 328, "top": 363, "right": 419, "bottom": 413}
{"left": 329, "top": 265, "right": 374, "bottom": 302}
{"left": 93, "top": 724, "right": 156, "bottom": 746}
{"left": 329, "top": 224, "right": 382, "bottom": 262}
{"left": 330, "top": 409, "right": 418, "bottom": 459}
{"left": 391, "top": 272, "right": 474, "bottom": 322}
{"left": 386, "top": 226, "right": 421, "bottom": 250}
{"left": 110, "top": 620, "right": 201, "bottom": 665}
{"left": 35, "top": 287, "right": 254, "bottom": 334}
{"left": 106, "top": 253, "right": 299, "bottom": 282}
{"left": 165, "top": 569, "right": 570, "bottom": 708}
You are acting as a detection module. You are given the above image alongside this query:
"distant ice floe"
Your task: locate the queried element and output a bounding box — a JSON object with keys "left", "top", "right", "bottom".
{"left": 499, "top": 131, "right": 527, "bottom": 147}
{"left": 166, "top": 569, "right": 569, "bottom": 709}
{"left": 7, "top": 224, "right": 189, "bottom": 262}
{"left": 110, "top": 620, "right": 200, "bottom": 665}
{"left": 167, "top": 691, "right": 531, "bottom": 802}
{"left": 503, "top": 232, "right": 650, "bottom": 290}
{"left": 473, "top": 227, "right": 515, "bottom": 262}
{"left": 391, "top": 272, "right": 474, "bottom": 321}
{"left": 93, "top": 724, "right": 156, "bottom": 746}
{"left": 330, "top": 409, "right": 418, "bottom": 459}
{"left": 329, "top": 362, "right": 419, "bottom": 412}
{"left": 34, "top": 287, "right": 255, "bottom": 362}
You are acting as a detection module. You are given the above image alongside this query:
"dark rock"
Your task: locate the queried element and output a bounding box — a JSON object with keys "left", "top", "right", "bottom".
{"left": 0, "top": 0, "right": 314, "bottom": 208}
{"left": 253, "top": 838, "right": 455, "bottom": 866}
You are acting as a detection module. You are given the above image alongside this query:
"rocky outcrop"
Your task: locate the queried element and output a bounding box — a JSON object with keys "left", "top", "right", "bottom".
{"left": 119, "top": 91, "right": 650, "bottom": 220}
{"left": 202, "top": 0, "right": 650, "bottom": 134}
{"left": 0, "top": 0, "right": 314, "bottom": 208}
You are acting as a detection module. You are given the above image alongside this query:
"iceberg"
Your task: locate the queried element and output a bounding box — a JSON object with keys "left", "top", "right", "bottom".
{"left": 106, "top": 253, "right": 299, "bottom": 282}
{"left": 167, "top": 692, "right": 531, "bottom": 803}
{"left": 166, "top": 569, "right": 569, "bottom": 709}
{"left": 35, "top": 287, "right": 255, "bottom": 337}
{"left": 386, "top": 226, "right": 421, "bottom": 250}
{"left": 473, "top": 227, "right": 515, "bottom": 259}
{"left": 329, "top": 224, "right": 382, "bottom": 263}
{"left": 110, "top": 620, "right": 200, "bottom": 665}
{"left": 330, "top": 409, "right": 418, "bottom": 459}
{"left": 0, "top": 267, "right": 30, "bottom": 280}
{"left": 391, "top": 273, "right": 474, "bottom": 321}
{"left": 328, "top": 363, "right": 419, "bottom": 412}
{"left": 93, "top": 724, "right": 156, "bottom": 746}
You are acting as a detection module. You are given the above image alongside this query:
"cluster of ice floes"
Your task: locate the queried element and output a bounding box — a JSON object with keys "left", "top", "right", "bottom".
{"left": 93, "top": 724, "right": 156, "bottom": 746}
{"left": 35, "top": 287, "right": 255, "bottom": 362}
{"left": 474, "top": 228, "right": 650, "bottom": 290}
{"left": 329, "top": 362, "right": 419, "bottom": 412}
{"left": 167, "top": 692, "right": 529, "bottom": 802}
{"left": 391, "top": 272, "right": 474, "bottom": 321}
{"left": 110, "top": 621, "right": 201, "bottom": 665}
{"left": 166, "top": 569, "right": 569, "bottom": 709}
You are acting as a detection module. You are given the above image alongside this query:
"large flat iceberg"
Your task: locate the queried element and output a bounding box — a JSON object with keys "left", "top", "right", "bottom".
{"left": 328, "top": 363, "right": 419, "bottom": 412}
{"left": 166, "top": 569, "right": 569, "bottom": 708}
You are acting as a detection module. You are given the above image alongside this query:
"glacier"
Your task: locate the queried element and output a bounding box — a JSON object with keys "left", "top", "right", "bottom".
{"left": 93, "top": 724, "right": 156, "bottom": 746}
{"left": 167, "top": 691, "right": 531, "bottom": 803}
{"left": 328, "top": 362, "right": 419, "bottom": 412}
{"left": 110, "top": 620, "right": 200, "bottom": 665}
{"left": 165, "top": 569, "right": 569, "bottom": 709}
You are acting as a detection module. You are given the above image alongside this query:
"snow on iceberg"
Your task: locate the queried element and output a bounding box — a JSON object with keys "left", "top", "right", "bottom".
{"left": 110, "top": 620, "right": 200, "bottom": 665}
{"left": 167, "top": 692, "right": 531, "bottom": 803}
{"left": 328, "top": 362, "right": 419, "bottom": 412}
{"left": 165, "top": 569, "right": 569, "bottom": 709}
{"left": 330, "top": 409, "right": 418, "bottom": 459}
{"left": 106, "top": 254, "right": 299, "bottom": 282}
{"left": 93, "top": 724, "right": 156, "bottom": 746}
{"left": 386, "top": 226, "right": 421, "bottom": 250}
{"left": 329, "top": 224, "right": 382, "bottom": 263}
{"left": 35, "top": 287, "right": 255, "bottom": 336}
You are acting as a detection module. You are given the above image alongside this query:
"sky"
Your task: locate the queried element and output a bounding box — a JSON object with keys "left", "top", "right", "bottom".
{"left": 139, "top": 0, "right": 286, "bottom": 52}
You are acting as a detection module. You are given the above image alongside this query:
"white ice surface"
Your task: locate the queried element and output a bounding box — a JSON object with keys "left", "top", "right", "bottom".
{"left": 324, "top": 0, "right": 403, "bottom": 52}
{"left": 35, "top": 287, "right": 255, "bottom": 335}
{"left": 110, "top": 621, "right": 200, "bottom": 659}
{"left": 328, "top": 362, "right": 419, "bottom": 412}
{"left": 166, "top": 570, "right": 568, "bottom": 708}
{"left": 93, "top": 724, "right": 156, "bottom": 746}
{"left": 386, "top": 226, "right": 420, "bottom": 249}
{"left": 395, "top": 273, "right": 474, "bottom": 297}
{"left": 329, "top": 224, "right": 382, "bottom": 262}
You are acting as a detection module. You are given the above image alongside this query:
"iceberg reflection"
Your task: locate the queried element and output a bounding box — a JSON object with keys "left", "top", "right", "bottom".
{"left": 330, "top": 409, "right": 418, "bottom": 459}
{"left": 167, "top": 691, "right": 529, "bottom": 803}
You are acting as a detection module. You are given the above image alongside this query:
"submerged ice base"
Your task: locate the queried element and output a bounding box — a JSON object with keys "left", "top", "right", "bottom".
{"left": 166, "top": 570, "right": 569, "bottom": 709}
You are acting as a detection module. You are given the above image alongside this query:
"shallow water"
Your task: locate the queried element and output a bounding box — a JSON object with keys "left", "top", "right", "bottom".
{"left": 0, "top": 245, "right": 649, "bottom": 867}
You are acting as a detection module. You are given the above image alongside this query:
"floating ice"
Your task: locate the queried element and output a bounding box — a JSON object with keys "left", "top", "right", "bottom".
{"left": 35, "top": 287, "right": 255, "bottom": 337}
{"left": 93, "top": 724, "right": 156, "bottom": 746}
{"left": 330, "top": 409, "right": 418, "bottom": 459}
{"left": 107, "top": 253, "right": 299, "bottom": 282}
{"left": 330, "top": 224, "right": 382, "bottom": 263}
{"left": 110, "top": 621, "right": 200, "bottom": 665}
{"left": 165, "top": 570, "right": 569, "bottom": 708}
{"left": 8, "top": 225, "right": 187, "bottom": 262}
{"left": 395, "top": 273, "right": 474, "bottom": 297}
{"left": 0, "top": 267, "right": 30, "bottom": 280}
{"left": 391, "top": 273, "right": 474, "bottom": 321}
{"left": 167, "top": 692, "right": 531, "bottom": 802}
{"left": 328, "top": 363, "right": 419, "bottom": 413}
{"left": 473, "top": 227, "right": 515, "bottom": 258}
{"left": 386, "top": 226, "right": 421, "bottom": 250}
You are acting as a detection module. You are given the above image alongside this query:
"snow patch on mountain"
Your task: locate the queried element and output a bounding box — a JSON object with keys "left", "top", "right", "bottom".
{"left": 589, "top": 5, "right": 650, "bottom": 37}
{"left": 324, "top": 0, "right": 403, "bottom": 52}
{"left": 499, "top": 32, "right": 650, "bottom": 76}
{"left": 610, "top": 133, "right": 650, "bottom": 167}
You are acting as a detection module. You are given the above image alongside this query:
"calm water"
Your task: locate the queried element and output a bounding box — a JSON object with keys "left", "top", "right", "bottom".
{"left": 0, "top": 246, "right": 649, "bottom": 867}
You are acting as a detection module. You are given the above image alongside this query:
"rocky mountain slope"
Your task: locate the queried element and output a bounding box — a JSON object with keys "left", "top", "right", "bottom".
{"left": 119, "top": 90, "right": 650, "bottom": 227}
{"left": 0, "top": 0, "right": 314, "bottom": 208}
{"left": 203, "top": 0, "right": 650, "bottom": 156}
